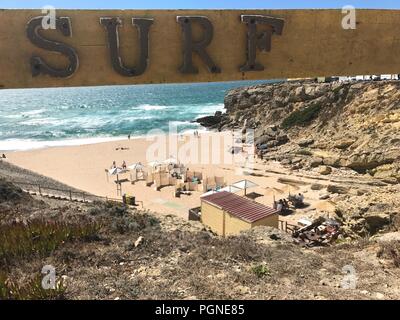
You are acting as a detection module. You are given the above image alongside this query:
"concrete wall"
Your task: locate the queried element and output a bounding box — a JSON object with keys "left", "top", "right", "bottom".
{"left": 224, "top": 211, "right": 252, "bottom": 237}
{"left": 201, "top": 201, "right": 224, "bottom": 235}
{"left": 251, "top": 214, "right": 279, "bottom": 229}
{"left": 2, "top": 9, "right": 400, "bottom": 89}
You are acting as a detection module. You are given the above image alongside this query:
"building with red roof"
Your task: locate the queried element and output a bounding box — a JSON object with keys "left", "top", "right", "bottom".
{"left": 201, "top": 191, "right": 278, "bottom": 237}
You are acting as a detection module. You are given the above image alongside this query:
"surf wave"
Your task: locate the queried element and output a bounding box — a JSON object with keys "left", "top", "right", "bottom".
{"left": 0, "top": 136, "right": 127, "bottom": 151}
{"left": 136, "top": 104, "right": 168, "bottom": 111}
{"left": 0, "top": 80, "right": 267, "bottom": 151}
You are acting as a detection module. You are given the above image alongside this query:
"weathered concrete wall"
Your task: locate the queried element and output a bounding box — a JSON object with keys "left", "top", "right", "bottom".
{"left": 252, "top": 214, "right": 279, "bottom": 230}
{"left": 1, "top": 9, "right": 400, "bottom": 89}
{"left": 201, "top": 201, "right": 224, "bottom": 235}
{"left": 224, "top": 211, "right": 252, "bottom": 237}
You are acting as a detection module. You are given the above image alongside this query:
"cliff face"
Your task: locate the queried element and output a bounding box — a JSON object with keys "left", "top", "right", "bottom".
{"left": 218, "top": 80, "right": 400, "bottom": 182}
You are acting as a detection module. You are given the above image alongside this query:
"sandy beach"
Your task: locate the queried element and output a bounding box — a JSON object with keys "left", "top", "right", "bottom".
{"left": 4, "top": 131, "right": 335, "bottom": 222}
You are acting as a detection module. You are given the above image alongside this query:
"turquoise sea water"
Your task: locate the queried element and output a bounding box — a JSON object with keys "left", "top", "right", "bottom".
{"left": 0, "top": 81, "right": 270, "bottom": 151}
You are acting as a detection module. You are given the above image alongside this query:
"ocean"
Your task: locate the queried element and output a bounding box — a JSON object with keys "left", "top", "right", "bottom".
{"left": 0, "top": 80, "right": 271, "bottom": 151}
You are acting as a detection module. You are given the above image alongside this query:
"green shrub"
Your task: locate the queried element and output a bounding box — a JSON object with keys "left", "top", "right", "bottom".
{"left": 252, "top": 264, "right": 270, "bottom": 278}
{"left": 282, "top": 103, "right": 323, "bottom": 129}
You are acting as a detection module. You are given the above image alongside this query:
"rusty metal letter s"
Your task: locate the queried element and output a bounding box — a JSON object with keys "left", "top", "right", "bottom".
{"left": 100, "top": 17, "right": 153, "bottom": 77}
{"left": 27, "top": 16, "right": 79, "bottom": 78}
{"left": 177, "top": 16, "right": 221, "bottom": 74}
{"left": 240, "top": 15, "right": 284, "bottom": 72}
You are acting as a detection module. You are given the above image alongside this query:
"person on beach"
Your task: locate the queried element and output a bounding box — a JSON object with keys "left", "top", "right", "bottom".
{"left": 111, "top": 161, "right": 116, "bottom": 169}
{"left": 122, "top": 161, "right": 127, "bottom": 169}
{"left": 128, "top": 134, "right": 131, "bottom": 140}
{"left": 277, "top": 199, "right": 283, "bottom": 213}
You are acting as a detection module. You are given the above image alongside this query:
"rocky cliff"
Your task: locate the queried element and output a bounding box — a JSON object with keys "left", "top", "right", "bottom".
{"left": 200, "top": 80, "right": 400, "bottom": 182}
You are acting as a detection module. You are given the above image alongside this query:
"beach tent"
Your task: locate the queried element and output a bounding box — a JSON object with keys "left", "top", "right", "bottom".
{"left": 163, "top": 157, "right": 178, "bottom": 165}
{"left": 200, "top": 185, "right": 241, "bottom": 198}
{"left": 231, "top": 179, "right": 259, "bottom": 196}
{"left": 219, "top": 185, "right": 241, "bottom": 193}
{"left": 128, "top": 163, "right": 144, "bottom": 171}
{"left": 148, "top": 160, "right": 162, "bottom": 167}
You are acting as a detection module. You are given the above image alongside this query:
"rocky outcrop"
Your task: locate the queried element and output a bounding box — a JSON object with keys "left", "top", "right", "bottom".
{"left": 207, "top": 80, "right": 400, "bottom": 182}
{"left": 334, "top": 185, "right": 400, "bottom": 237}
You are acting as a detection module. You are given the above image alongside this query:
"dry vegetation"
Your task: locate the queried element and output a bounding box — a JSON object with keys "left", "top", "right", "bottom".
{"left": 0, "top": 179, "right": 399, "bottom": 300}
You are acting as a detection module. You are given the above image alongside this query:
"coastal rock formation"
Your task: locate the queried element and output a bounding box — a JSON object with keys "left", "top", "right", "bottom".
{"left": 201, "top": 80, "right": 400, "bottom": 182}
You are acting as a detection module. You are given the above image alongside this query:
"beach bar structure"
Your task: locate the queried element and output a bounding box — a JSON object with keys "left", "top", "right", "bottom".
{"left": 200, "top": 191, "right": 278, "bottom": 237}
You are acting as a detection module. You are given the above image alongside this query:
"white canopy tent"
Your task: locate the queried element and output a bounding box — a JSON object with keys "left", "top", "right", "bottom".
{"left": 148, "top": 160, "right": 162, "bottom": 167}
{"left": 231, "top": 179, "right": 259, "bottom": 195}
{"left": 200, "top": 185, "right": 241, "bottom": 198}
{"left": 163, "top": 157, "right": 179, "bottom": 165}
{"left": 219, "top": 185, "right": 241, "bottom": 193}
{"left": 128, "top": 162, "right": 144, "bottom": 171}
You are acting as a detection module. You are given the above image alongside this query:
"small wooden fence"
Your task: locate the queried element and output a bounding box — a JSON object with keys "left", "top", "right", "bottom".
{"left": 278, "top": 220, "right": 299, "bottom": 234}
{"left": 10, "top": 180, "right": 143, "bottom": 207}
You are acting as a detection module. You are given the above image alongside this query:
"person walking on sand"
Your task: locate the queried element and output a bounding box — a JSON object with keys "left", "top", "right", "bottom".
{"left": 122, "top": 161, "right": 127, "bottom": 169}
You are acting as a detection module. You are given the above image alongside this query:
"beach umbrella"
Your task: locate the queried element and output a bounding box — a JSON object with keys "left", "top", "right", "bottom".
{"left": 108, "top": 167, "right": 127, "bottom": 182}
{"left": 231, "top": 179, "right": 259, "bottom": 196}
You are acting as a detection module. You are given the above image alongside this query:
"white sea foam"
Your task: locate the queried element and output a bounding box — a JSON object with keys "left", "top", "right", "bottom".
{"left": 20, "top": 117, "right": 59, "bottom": 126}
{"left": 0, "top": 136, "right": 127, "bottom": 151}
{"left": 21, "top": 109, "right": 47, "bottom": 116}
{"left": 137, "top": 104, "right": 168, "bottom": 111}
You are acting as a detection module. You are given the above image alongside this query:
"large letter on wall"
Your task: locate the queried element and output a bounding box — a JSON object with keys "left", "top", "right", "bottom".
{"left": 240, "top": 15, "right": 284, "bottom": 72}
{"left": 100, "top": 17, "right": 153, "bottom": 77}
{"left": 176, "top": 16, "right": 220, "bottom": 74}
{"left": 26, "top": 16, "right": 79, "bottom": 78}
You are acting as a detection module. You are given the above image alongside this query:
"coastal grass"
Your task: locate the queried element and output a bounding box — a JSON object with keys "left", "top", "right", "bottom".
{"left": 282, "top": 103, "right": 323, "bottom": 129}
{"left": 0, "top": 219, "right": 101, "bottom": 266}
{"left": 0, "top": 218, "right": 100, "bottom": 299}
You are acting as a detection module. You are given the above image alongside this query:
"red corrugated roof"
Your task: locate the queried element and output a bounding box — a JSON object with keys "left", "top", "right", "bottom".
{"left": 201, "top": 191, "right": 277, "bottom": 223}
